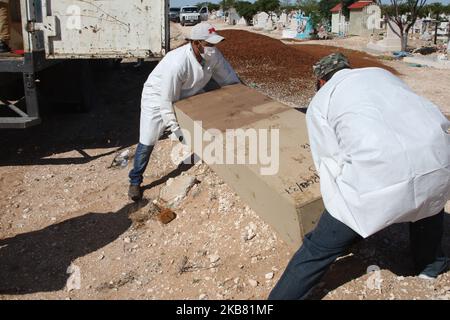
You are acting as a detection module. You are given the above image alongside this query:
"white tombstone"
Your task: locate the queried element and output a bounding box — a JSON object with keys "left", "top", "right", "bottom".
{"left": 228, "top": 8, "right": 240, "bottom": 25}
{"left": 282, "top": 14, "right": 299, "bottom": 39}
{"left": 237, "top": 17, "right": 247, "bottom": 26}
{"left": 447, "top": 41, "right": 450, "bottom": 59}
{"left": 264, "top": 12, "right": 278, "bottom": 31}
{"left": 367, "top": 22, "right": 402, "bottom": 52}
{"left": 252, "top": 14, "right": 258, "bottom": 26}
{"left": 413, "top": 18, "right": 423, "bottom": 35}
{"left": 318, "top": 25, "right": 328, "bottom": 40}
{"left": 289, "top": 17, "right": 297, "bottom": 31}
{"left": 420, "top": 30, "right": 432, "bottom": 41}
{"left": 280, "top": 12, "right": 288, "bottom": 27}
{"left": 387, "top": 23, "right": 401, "bottom": 38}
{"left": 256, "top": 12, "right": 269, "bottom": 29}
{"left": 265, "top": 17, "right": 274, "bottom": 31}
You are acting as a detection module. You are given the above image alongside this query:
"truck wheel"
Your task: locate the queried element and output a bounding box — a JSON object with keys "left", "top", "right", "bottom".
{"left": 181, "top": 21, "right": 184, "bottom": 26}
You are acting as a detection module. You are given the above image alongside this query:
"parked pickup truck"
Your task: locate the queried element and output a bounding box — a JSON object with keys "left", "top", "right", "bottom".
{"left": 169, "top": 7, "right": 181, "bottom": 23}
{"left": 180, "top": 6, "right": 208, "bottom": 26}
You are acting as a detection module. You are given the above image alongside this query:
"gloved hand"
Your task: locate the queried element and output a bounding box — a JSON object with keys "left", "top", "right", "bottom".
{"left": 170, "top": 127, "right": 184, "bottom": 143}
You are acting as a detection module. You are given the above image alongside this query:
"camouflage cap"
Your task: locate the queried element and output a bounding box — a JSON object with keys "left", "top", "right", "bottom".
{"left": 313, "top": 53, "right": 350, "bottom": 80}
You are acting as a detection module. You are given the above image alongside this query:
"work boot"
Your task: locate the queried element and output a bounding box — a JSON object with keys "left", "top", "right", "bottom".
{"left": 0, "top": 41, "right": 10, "bottom": 53}
{"left": 128, "top": 184, "right": 142, "bottom": 202}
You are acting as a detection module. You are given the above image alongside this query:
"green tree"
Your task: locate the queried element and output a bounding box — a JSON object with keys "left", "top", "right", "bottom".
{"left": 280, "top": 3, "right": 300, "bottom": 12}
{"left": 255, "top": 0, "right": 281, "bottom": 12}
{"left": 318, "top": 0, "right": 339, "bottom": 21}
{"left": 444, "top": 4, "right": 450, "bottom": 15}
{"left": 341, "top": 0, "right": 358, "bottom": 18}
{"left": 235, "top": 1, "right": 258, "bottom": 21}
{"left": 424, "top": 2, "right": 446, "bottom": 44}
{"left": 380, "top": 3, "right": 409, "bottom": 17}
{"left": 424, "top": 2, "right": 445, "bottom": 16}
{"left": 296, "top": 0, "right": 319, "bottom": 15}
{"left": 280, "top": 0, "right": 292, "bottom": 7}
{"left": 317, "top": 0, "right": 356, "bottom": 21}
{"left": 221, "top": 0, "right": 236, "bottom": 10}
{"left": 196, "top": 2, "right": 221, "bottom": 11}
{"left": 297, "top": 0, "right": 320, "bottom": 26}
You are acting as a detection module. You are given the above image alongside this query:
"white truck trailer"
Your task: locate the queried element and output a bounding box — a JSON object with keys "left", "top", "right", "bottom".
{"left": 0, "top": 0, "right": 169, "bottom": 128}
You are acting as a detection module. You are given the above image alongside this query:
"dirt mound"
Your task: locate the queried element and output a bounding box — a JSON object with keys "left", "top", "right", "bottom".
{"left": 293, "top": 44, "right": 399, "bottom": 73}
{"left": 217, "top": 30, "right": 397, "bottom": 107}
{"left": 219, "top": 30, "right": 315, "bottom": 105}
{"left": 217, "top": 30, "right": 317, "bottom": 92}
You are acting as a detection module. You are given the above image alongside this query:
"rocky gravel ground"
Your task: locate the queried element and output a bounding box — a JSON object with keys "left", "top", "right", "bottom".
{"left": 0, "top": 24, "right": 449, "bottom": 300}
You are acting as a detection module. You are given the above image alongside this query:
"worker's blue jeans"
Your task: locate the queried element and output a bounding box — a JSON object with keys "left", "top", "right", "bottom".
{"left": 268, "top": 209, "right": 448, "bottom": 300}
{"left": 129, "top": 143, "right": 154, "bottom": 186}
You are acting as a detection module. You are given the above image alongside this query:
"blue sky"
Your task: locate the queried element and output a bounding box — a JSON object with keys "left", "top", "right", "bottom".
{"left": 170, "top": 0, "right": 450, "bottom": 8}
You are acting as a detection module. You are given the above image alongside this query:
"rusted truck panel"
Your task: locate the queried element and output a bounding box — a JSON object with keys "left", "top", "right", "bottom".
{"left": 0, "top": 0, "right": 169, "bottom": 128}
{"left": 26, "top": 0, "right": 168, "bottom": 58}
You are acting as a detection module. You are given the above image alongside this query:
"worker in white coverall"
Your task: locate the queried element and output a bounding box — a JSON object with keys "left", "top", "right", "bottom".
{"left": 128, "top": 22, "right": 240, "bottom": 201}
{"left": 269, "top": 53, "right": 450, "bottom": 300}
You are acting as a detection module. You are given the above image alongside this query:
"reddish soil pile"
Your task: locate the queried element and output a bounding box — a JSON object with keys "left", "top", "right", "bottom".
{"left": 217, "top": 30, "right": 397, "bottom": 106}
{"left": 294, "top": 44, "right": 398, "bottom": 73}
{"left": 218, "top": 30, "right": 315, "bottom": 89}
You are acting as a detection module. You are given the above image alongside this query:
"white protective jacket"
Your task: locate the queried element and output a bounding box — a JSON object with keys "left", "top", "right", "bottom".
{"left": 139, "top": 43, "right": 239, "bottom": 146}
{"left": 306, "top": 67, "right": 450, "bottom": 238}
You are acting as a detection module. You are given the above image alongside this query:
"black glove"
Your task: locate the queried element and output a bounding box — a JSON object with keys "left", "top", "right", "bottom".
{"left": 172, "top": 127, "right": 184, "bottom": 143}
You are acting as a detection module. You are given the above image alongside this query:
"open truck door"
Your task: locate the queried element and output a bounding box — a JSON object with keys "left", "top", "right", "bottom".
{"left": 0, "top": 0, "right": 169, "bottom": 128}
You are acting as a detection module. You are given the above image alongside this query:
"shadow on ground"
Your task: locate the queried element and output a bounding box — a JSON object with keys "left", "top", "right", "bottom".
{"left": 0, "top": 200, "right": 148, "bottom": 295}
{"left": 0, "top": 61, "right": 157, "bottom": 167}
{"left": 307, "top": 213, "right": 450, "bottom": 299}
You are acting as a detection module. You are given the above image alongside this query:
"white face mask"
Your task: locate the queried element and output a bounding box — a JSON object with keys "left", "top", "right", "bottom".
{"left": 200, "top": 45, "right": 216, "bottom": 60}
{"left": 204, "top": 46, "right": 216, "bottom": 57}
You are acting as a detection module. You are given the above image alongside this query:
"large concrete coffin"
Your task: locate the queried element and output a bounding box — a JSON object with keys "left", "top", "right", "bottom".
{"left": 174, "top": 84, "right": 324, "bottom": 248}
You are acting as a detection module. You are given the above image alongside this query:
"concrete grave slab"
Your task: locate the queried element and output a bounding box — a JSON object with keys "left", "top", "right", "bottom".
{"left": 403, "top": 55, "right": 450, "bottom": 69}
{"left": 367, "top": 23, "right": 402, "bottom": 53}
